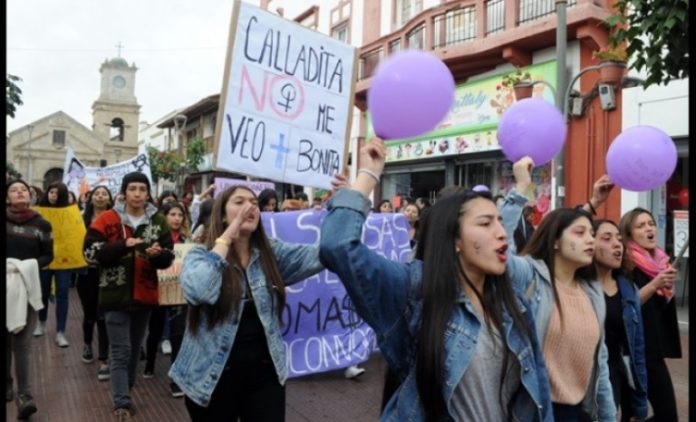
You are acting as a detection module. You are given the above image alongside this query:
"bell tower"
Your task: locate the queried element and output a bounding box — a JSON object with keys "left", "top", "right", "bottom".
{"left": 92, "top": 49, "right": 141, "bottom": 160}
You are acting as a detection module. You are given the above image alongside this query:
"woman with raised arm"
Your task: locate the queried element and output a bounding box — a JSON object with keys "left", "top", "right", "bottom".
{"left": 319, "top": 139, "right": 552, "bottom": 421}
{"left": 501, "top": 166, "right": 617, "bottom": 421}
{"left": 169, "top": 177, "right": 346, "bottom": 421}
{"left": 619, "top": 207, "right": 681, "bottom": 421}
{"left": 592, "top": 218, "right": 648, "bottom": 422}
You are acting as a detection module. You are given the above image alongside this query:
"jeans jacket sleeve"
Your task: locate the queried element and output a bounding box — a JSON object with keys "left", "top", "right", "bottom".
{"left": 499, "top": 188, "right": 535, "bottom": 295}
{"left": 626, "top": 281, "right": 649, "bottom": 418}
{"left": 597, "top": 341, "right": 618, "bottom": 421}
{"left": 180, "top": 246, "right": 229, "bottom": 306}
{"left": 319, "top": 189, "right": 412, "bottom": 337}
{"left": 270, "top": 239, "right": 324, "bottom": 286}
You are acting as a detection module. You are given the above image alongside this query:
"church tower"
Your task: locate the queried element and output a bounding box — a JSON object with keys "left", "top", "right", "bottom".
{"left": 92, "top": 55, "right": 141, "bottom": 163}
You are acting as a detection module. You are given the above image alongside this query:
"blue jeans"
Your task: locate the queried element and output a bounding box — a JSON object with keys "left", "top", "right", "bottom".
{"left": 39, "top": 270, "right": 72, "bottom": 332}
{"left": 105, "top": 309, "right": 151, "bottom": 411}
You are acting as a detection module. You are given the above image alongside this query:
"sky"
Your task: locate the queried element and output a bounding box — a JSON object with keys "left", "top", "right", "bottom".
{"left": 7, "top": 0, "right": 261, "bottom": 133}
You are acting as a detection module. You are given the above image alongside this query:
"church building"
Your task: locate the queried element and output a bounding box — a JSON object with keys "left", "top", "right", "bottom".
{"left": 7, "top": 56, "right": 141, "bottom": 189}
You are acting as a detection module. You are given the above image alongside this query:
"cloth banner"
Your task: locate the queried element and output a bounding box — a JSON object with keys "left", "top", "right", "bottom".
{"left": 62, "top": 147, "right": 153, "bottom": 199}
{"left": 214, "top": 177, "right": 275, "bottom": 198}
{"left": 261, "top": 209, "right": 412, "bottom": 378}
{"left": 33, "top": 204, "right": 87, "bottom": 270}
{"left": 157, "top": 243, "right": 195, "bottom": 306}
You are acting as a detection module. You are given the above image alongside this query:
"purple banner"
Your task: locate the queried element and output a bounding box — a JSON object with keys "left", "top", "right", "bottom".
{"left": 214, "top": 177, "right": 275, "bottom": 197}
{"left": 261, "top": 210, "right": 412, "bottom": 378}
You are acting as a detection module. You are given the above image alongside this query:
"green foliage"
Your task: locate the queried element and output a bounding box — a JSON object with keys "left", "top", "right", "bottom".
{"left": 185, "top": 138, "right": 205, "bottom": 172}
{"left": 592, "top": 45, "right": 628, "bottom": 62}
{"left": 6, "top": 74, "right": 23, "bottom": 118}
{"left": 6, "top": 162, "right": 22, "bottom": 179}
{"left": 147, "top": 146, "right": 184, "bottom": 183}
{"left": 501, "top": 70, "right": 532, "bottom": 88}
{"left": 606, "top": 0, "right": 688, "bottom": 87}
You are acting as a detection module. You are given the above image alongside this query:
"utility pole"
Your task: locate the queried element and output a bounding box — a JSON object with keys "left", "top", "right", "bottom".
{"left": 553, "top": 0, "right": 568, "bottom": 209}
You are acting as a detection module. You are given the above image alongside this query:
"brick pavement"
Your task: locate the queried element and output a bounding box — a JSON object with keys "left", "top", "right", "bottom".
{"left": 5, "top": 289, "right": 688, "bottom": 421}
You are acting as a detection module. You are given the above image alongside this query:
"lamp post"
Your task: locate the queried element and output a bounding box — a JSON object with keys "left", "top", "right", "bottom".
{"left": 26, "top": 124, "right": 35, "bottom": 185}
{"left": 553, "top": 0, "right": 568, "bottom": 209}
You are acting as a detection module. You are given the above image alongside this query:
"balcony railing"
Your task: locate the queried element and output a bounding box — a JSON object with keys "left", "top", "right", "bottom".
{"left": 519, "top": 0, "right": 577, "bottom": 24}
{"left": 433, "top": 7, "right": 477, "bottom": 48}
{"left": 358, "top": 0, "right": 584, "bottom": 81}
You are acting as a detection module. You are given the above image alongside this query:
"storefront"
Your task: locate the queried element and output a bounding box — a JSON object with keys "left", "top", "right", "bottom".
{"left": 366, "top": 60, "right": 557, "bottom": 221}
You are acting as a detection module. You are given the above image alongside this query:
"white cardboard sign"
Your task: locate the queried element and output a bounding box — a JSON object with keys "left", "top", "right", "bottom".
{"left": 673, "top": 210, "right": 689, "bottom": 258}
{"left": 213, "top": 1, "right": 358, "bottom": 189}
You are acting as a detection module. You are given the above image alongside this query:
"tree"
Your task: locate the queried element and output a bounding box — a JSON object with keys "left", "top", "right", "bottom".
{"left": 607, "top": 0, "right": 688, "bottom": 87}
{"left": 185, "top": 138, "right": 205, "bottom": 172}
{"left": 6, "top": 74, "right": 23, "bottom": 118}
{"left": 6, "top": 162, "right": 22, "bottom": 180}
{"left": 147, "top": 146, "right": 184, "bottom": 184}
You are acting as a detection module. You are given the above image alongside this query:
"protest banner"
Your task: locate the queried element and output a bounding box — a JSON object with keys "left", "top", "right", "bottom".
{"left": 673, "top": 210, "right": 689, "bottom": 258}
{"left": 260, "top": 210, "right": 412, "bottom": 377}
{"left": 33, "top": 204, "right": 87, "bottom": 270}
{"left": 157, "top": 243, "right": 196, "bottom": 306}
{"left": 213, "top": 1, "right": 358, "bottom": 190}
{"left": 214, "top": 177, "right": 275, "bottom": 198}
{"left": 62, "top": 147, "right": 153, "bottom": 199}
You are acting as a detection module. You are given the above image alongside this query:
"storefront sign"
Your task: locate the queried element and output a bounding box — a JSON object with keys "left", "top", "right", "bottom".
{"left": 366, "top": 61, "right": 557, "bottom": 163}
{"left": 673, "top": 210, "right": 689, "bottom": 258}
{"left": 214, "top": 1, "right": 358, "bottom": 189}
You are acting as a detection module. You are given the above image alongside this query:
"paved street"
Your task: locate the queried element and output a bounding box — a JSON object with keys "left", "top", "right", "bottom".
{"left": 5, "top": 289, "right": 688, "bottom": 421}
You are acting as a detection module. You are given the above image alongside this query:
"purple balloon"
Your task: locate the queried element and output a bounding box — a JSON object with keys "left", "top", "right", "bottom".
{"left": 497, "top": 99, "right": 566, "bottom": 165}
{"left": 368, "top": 51, "right": 455, "bottom": 140}
{"left": 606, "top": 126, "right": 677, "bottom": 192}
{"left": 472, "top": 184, "right": 490, "bottom": 192}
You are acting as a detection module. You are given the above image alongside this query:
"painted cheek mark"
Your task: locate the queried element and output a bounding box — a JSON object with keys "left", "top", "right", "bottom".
{"left": 570, "top": 241, "right": 576, "bottom": 251}
{"left": 473, "top": 241, "right": 482, "bottom": 254}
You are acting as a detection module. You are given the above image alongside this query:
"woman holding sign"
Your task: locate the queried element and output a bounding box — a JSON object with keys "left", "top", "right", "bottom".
{"left": 170, "top": 179, "right": 347, "bottom": 420}
{"left": 319, "top": 140, "right": 553, "bottom": 421}
{"left": 619, "top": 208, "right": 681, "bottom": 421}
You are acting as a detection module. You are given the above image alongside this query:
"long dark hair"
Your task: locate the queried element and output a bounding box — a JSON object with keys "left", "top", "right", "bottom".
{"left": 161, "top": 201, "right": 191, "bottom": 239}
{"left": 187, "top": 186, "right": 286, "bottom": 336}
{"left": 192, "top": 198, "right": 214, "bottom": 234}
{"left": 82, "top": 186, "right": 114, "bottom": 226}
{"left": 158, "top": 190, "right": 178, "bottom": 206}
{"left": 258, "top": 188, "right": 279, "bottom": 212}
{"left": 520, "top": 207, "right": 596, "bottom": 322}
{"left": 415, "top": 190, "right": 531, "bottom": 421}
{"left": 39, "top": 181, "right": 69, "bottom": 207}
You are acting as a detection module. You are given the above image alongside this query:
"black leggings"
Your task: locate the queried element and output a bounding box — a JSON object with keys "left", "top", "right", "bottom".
{"left": 609, "top": 359, "right": 639, "bottom": 422}
{"left": 145, "top": 308, "right": 167, "bottom": 372}
{"left": 76, "top": 267, "right": 109, "bottom": 360}
{"left": 645, "top": 358, "right": 678, "bottom": 421}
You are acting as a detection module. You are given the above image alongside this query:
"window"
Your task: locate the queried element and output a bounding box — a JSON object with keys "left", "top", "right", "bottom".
{"left": 331, "top": 22, "right": 349, "bottom": 42}
{"left": 52, "top": 130, "right": 66, "bottom": 148}
{"left": 203, "top": 113, "right": 216, "bottom": 138}
{"left": 395, "top": 0, "right": 423, "bottom": 27}
{"left": 110, "top": 118, "right": 125, "bottom": 142}
{"left": 295, "top": 6, "right": 319, "bottom": 30}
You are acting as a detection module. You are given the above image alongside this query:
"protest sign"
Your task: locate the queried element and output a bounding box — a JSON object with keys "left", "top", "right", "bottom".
{"left": 33, "top": 204, "right": 87, "bottom": 270}
{"left": 62, "top": 147, "right": 153, "bottom": 199}
{"left": 157, "top": 243, "right": 195, "bottom": 306}
{"left": 214, "top": 1, "right": 358, "bottom": 190}
{"left": 673, "top": 210, "right": 689, "bottom": 258}
{"left": 214, "top": 177, "right": 275, "bottom": 198}
{"left": 260, "top": 210, "right": 412, "bottom": 378}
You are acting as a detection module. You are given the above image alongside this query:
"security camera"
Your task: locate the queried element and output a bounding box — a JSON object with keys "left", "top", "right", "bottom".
{"left": 598, "top": 83, "right": 616, "bottom": 111}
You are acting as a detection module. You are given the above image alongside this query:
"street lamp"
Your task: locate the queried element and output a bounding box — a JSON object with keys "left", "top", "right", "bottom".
{"left": 26, "top": 124, "right": 35, "bottom": 185}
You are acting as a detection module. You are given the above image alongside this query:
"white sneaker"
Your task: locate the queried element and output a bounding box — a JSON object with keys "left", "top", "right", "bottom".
{"left": 344, "top": 365, "right": 366, "bottom": 379}
{"left": 32, "top": 321, "right": 46, "bottom": 337}
{"left": 55, "top": 332, "right": 69, "bottom": 348}
{"left": 161, "top": 339, "right": 172, "bottom": 355}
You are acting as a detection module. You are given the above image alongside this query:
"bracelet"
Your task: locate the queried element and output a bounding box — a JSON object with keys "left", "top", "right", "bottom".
{"left": 358, "top": 168, "right": 380, "bottom": 183}
{"left": 587, "top": 200, "right": 597, "bottom": 215}
{"left": 215, "top": 237, "right": 231, "bottom": 246}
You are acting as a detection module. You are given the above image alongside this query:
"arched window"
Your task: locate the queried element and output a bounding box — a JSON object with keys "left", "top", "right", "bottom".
{"left": 110, "top": 118, "right": 125, "bottom": 141}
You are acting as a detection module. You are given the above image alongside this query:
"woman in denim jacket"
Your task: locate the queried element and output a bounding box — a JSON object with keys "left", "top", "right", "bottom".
{"left": 501, "top": 167, "right": 617, "bottom": 421}
{"left": 320, "top": 141, "right": 553, "bottom": 421}
{"left": 592, "top": 219, "right": 648, "bottom": 421}
{"left": 169, "top": 185, "right": 329, "bottom": 421}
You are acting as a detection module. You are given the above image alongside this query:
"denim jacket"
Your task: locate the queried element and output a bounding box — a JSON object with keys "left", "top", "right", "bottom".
{"left": 168, "top": 239, "right": 323, "bottom": 407}
{"left": 500, "top": 188, "right": 617, "bottom": 422}
{"left": 615, "top": 275, "right": 649, "bottom": 418}
{"left": 319, "top": 189, "right": 553, "bottom": 422}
